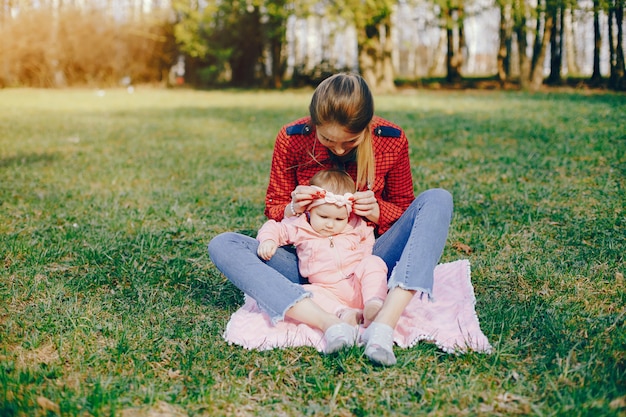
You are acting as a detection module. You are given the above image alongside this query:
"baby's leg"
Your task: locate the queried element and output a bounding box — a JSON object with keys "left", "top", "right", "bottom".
{"left": 338, "top": 308, "right": 363, "bottom": 326}
{"left": 304, "top": 284, "right": 352, "bottom": 320}
{"left": 304, "top": 284, "right": 359, "bottom": 353}
{"left": 355, "top": 255, "right": 388, "bottom": 327}
{"left": 363, "top": 299, "right": 384, "bottom": 327}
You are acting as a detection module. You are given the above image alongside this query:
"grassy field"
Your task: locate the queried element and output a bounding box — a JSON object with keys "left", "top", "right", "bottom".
{"left": 0, "top": 87, "right": 625, "bottom": 416}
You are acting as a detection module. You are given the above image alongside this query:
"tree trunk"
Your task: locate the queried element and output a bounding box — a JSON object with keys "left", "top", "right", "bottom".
{"left": 590, "top": 0, "right": 602, "bottom": 83}
{"left": 428, "top": 30, "right": 447, "bottom": 76}
{"left": 265, "top": 7, "right": 287, "bottom": 89}
{"left": 229, "top": 6, "right": 264, "bottom": 87}
{"left": 517, "top": 29, "right": 531, "bottom": 89}
{"left": 446, "top": 6, "right": 463, "bottom": 83}
{"left": 458, "top": 6, "right": 466, "bottom": 77}
{"left": 530, "top": 14, "right": 553, "bottom": 91}
{"left": 446, "top": 23, "right": 456, "bottom": 81}
{"left": 359, "top": 35, "right": 378, "bottom": 91}
{"left": 564, "top": 7, "right": 579, "bottom": 76}
{"left": 515, "top": 0, "right": 531, "bottom": 90}
{"left": 380, "top": 21, "right": 396, "bottom": 93}
{"left": 505, "top": 32, "right": 513, "bottom": 78}
{"left": 548, "top": 5, "right": 562, "bottom": 84}
{"left": 358, "top": 13, "right": 395, "bottom": 93}
{"left": 497, "top": 2, "right": 512, "bottom": 85}
{"left": 613, "top": 0, "right": 625, "bottom": 90}
{"left": 608, "top": 2, "right": 616, "bottom": 86}
{"left": 269, "top": 38, "right": 284, "bottom": 89}
{"left": 531, "top": 3, "right": 543, "bottom": 73}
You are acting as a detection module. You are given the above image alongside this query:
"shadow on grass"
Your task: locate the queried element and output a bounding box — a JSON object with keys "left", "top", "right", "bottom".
{"left": 0, "top": 151, "right": 59, "bottom": 168}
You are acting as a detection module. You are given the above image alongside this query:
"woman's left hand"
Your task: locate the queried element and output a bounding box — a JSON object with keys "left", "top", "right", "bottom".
{"left": 352, "top": 190, "right": 380, "bottom": 224}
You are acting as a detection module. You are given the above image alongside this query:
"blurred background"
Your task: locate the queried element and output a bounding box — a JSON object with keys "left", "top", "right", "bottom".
{"left": 0, "top": 0, "right": 624, "bottom": 92}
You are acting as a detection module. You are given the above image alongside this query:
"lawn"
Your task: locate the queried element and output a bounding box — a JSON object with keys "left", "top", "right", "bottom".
{"left": 0, "top": 87, "right": 625, "bottom": 416}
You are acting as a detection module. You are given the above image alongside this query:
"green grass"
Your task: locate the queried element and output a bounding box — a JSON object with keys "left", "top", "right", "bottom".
{"left": 1, "top": 87, "right": 625, "bottom": 416}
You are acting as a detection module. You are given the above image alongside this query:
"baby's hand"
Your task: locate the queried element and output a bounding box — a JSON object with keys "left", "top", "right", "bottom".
{"left": 257, "top": 240, "right": 278, "bottom": 261}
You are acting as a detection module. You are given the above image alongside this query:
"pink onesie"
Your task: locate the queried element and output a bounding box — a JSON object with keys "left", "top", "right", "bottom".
{"left": 257, "top": 214, "right": 388, "bottom": 316}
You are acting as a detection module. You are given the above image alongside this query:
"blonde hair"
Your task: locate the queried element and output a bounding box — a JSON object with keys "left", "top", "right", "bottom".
{"left": 309, "top": 73, "right": 375, "bottom": 190}
{"left": 309, "top": 169, "right": 356, "bottom": 195}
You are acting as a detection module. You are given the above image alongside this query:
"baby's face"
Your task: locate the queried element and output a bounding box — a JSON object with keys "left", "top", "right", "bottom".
{"left": 308, "top": 203, "right": 349, "bottom": 237}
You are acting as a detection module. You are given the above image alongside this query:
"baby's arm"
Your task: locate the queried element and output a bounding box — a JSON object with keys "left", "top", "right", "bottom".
{"left": 257, "top": 240, "right": 279, "bottom": 261}
{"left": 257, "top": 217, "right": 298, "bottom": 260}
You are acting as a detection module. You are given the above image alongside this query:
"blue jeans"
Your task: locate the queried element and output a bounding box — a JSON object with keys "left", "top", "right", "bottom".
{"left": 208, "top": 188, "right": 453, "bottom": 323}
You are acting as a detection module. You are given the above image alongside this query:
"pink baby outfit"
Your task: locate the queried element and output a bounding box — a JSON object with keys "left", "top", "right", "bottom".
{"left": 257, "top": 214, "right": 388, "bottom": 316}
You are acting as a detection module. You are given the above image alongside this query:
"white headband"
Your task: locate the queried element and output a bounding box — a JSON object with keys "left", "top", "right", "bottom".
{"left": 307, "top": 185, "right": 354, "bottom": 215}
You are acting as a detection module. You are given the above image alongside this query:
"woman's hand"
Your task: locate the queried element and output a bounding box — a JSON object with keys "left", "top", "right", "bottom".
{"left": 257, "top": 240, "right": 278, "bottom": 261}
{"left": 352, "top": 190, "right": 380, "bottom": 224}
{"left": 285, "top": 185, "right": 325, "bottom": 217}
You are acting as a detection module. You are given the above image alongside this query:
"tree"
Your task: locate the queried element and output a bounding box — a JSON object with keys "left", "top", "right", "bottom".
{"left": 171, "top": 0, "right": 222, "bottom": 85}
{"left": 359, "top": 3, "right": 396, "bottom": 92}
{"left": 509, "top": 0, "right": 553, "bottom": 91}
{"left": 224, "top": 3, "right": 264, "bottom": 86}
{"left": 590, "top": 0, "right": 603, "bottom": 84}
{"left": 330, "top": 0, "right": 397, "bottom": 93}
{"left": 563, "top": 7, "right": 580, "bottom": 76}
{"left": 529, "top": 5, "right": 553, "bottom": 90}
{"left": 513, "top": 0, "right": 532, "bottom": 89}
{"left": 264, "top": 0, "right": 290, "bottom": 88}
{"left": 497, "top": 0, "right": 514, "bottom": 85}
{"left": 608, "top": 0, "right": 625, "bottom": 89}
{"left": 545, "top": 0, "right": 581, "bottom": 84}
{"left": 441, "top": 0, "right": 466, "bottom": 83}
{"left": 547, "top": 0, "right": 563, "bottom": 84}
{"left": 615, "top": 0, "right": 625, "bottom": 89}
{"left": 172, "top": 0, "right": 293, "bottom": 87}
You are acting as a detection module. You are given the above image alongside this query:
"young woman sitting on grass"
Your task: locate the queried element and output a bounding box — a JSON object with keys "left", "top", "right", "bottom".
{"left": 209, "top": 72, "right": 453, "bottom": 366}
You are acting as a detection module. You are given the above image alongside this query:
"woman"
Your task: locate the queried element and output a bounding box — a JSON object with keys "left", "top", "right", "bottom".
{"left": 208, "top": 73, "right": 453, "bottom": 366}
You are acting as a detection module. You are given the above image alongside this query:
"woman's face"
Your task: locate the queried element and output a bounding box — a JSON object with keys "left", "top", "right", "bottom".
{"left": 316, "top": 123, "right": 365, "bottom": 156}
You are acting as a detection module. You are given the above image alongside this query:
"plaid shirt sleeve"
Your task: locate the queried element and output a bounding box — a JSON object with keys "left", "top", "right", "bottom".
{"left": 264, "top": 117, "right": 316, "bottom": 221}
{"left": 264, "top": 125, "right": 296, "bottom": 221}
{"left": 371, "top": 118, "right": 415, "bottom": 234}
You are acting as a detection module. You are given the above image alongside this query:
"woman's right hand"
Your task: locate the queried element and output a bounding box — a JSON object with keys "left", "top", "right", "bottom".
{"left": 287, "top": 185, "right": 325, "bottom": 216}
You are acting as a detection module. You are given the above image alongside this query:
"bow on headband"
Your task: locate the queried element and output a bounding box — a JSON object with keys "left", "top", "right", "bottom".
{"left": 307, "top": 185, "right": 354, "bottom": 215}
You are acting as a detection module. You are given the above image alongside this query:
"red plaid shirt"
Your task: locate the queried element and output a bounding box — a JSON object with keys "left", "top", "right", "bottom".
{"left": 265, "top": 116, "right": 415, "bottom": 235}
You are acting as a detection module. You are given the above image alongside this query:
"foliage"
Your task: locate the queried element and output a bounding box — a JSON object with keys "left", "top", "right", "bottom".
{"left": 172, "top": 1, "right": 217, "bottom": 59}
{"left": 330, "top": 0, "right": 397, "bottom": 92}
{"left": 0, "top": 88, "right": 625, "bottom": 416}
{"left": 1, "top": 0, "right": 624, "bottom": 90}
{"left": 0, "top": 8, "right": 176, "bottom": 88}
{"left": 171, "top": 0, "right": 298, "bottom": 87}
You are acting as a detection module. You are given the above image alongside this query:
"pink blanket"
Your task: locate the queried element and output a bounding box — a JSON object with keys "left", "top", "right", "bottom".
{"left": 223, "top": 259, "right": 492, "bottom": 354}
